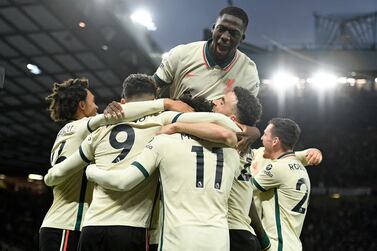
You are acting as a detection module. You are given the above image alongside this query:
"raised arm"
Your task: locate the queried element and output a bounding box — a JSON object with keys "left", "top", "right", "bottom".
{"left": 295, "top": 148, "right": 323, "bottom": 166}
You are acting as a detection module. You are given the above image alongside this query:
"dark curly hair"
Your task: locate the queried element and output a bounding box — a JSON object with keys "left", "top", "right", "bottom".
{"left": 122, "top": 73, "right": 157, "bottom": 101}
{"left": 45, "top": 78, "right": 89, "bottom": 122}
{"left": 233, "top": 86, "right": 262, "bottom": 126}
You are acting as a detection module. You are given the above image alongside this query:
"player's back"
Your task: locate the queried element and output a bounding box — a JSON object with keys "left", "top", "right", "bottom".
{"left": 82, "top": 114, "right": 169, "bottom": 227}
{"left": 42, "top": 117, "right": 93, "bottom": 231}
{"left": 257, "top": 157, "right": 311, "bottom": 251}
{"left": 154, "top": 133, "right": 240, "bottom": 250}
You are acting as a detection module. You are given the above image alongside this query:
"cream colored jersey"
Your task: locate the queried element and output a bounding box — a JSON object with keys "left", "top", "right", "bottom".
{"left": 155, "top": 40, "right": 260, "bottom": 100}
{"left": 41, "top": 100, "right": 165, "bottom": 231}
{"left": 252, "top": 154, "right": 311, "bottom": 251}
{"left": 41, "top": 117, "right": 94, "bottom": 231}
{"left": 227, "top": 148, "right": 254, "bottom": 232}
{"left": 45, "top": 111, "right": 241, "bottom": 229}
{"left": 132, "top": 134, "right": 240, "bottom": 250}
{"left": 81, "top": 115, "right": 165, "bottom": 227}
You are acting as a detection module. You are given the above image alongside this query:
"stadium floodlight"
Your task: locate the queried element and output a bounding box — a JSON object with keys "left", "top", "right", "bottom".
{"left": 308, "top": 72, "right": 337, "bottom": 90}
{"left": 26, "top": 64, "right": 41, "bottom": 75}
{"left": 28, "top": 174, "right": 43, "bottom": 181}
{"left": 130, "top": 9, "right": 157, "bottom": 31}
{"left": 271, "top": 71, "right": 299, "bottom": 91}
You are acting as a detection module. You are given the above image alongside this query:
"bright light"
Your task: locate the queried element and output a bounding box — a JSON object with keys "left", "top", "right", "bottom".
{"left": 308, "top": 72, "right": 337, "bottom": 90}
{"left": 79, "top": 21, "right": 86, "bottom": 28}
{"left": 330, "top": 193, "right": 341, "bottom": 199}
{"left": 130, "top": 9, "right": 156, "bottom": 31}
{"left": 375, "top": 78, "right": 377, "bottom": 83}
{"left": 101, "top": 45, "right": 109, "bottom": 51}
{"left": 337, "top": 77, "right": 347, "bottom": 84}
{"left": 0, "top": 174, "right": 6, "bottom": 180}
{"left": 356, "top": 79, "right": 367, "bottom": 85}
{"left": 271, "top": 71, "right": 299, "bottom": 90}
{"left": 28, "top": 174, "right": 43, "bottom": 181}
{"left": 26, "top": 64, "right": 41, "bottom": 75}
{"left": 347, "top": 78, "right": 356, "bottom": 86}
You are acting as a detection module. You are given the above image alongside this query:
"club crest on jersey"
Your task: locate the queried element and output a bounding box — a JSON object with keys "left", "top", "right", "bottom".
{"left": 263, "top": 164, "right": 273, "bottom": 177}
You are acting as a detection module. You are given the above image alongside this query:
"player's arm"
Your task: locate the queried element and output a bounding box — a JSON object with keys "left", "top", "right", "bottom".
{"left": 249, "top": 200, "right": 271, "bottom": 251}
{"left": 235, "top": 121, "right": 260, "bottom": 156}
{"left": 88, "top": 99, "right": 168, "bottom": 132}
{"left": 157, "top": 122, "right": 237, "bottom": 147}
{"left": 86, "top": 138, "right": 161, "bottom": 191}
{"left": 295, "top": 148, "right": 323, "bottom": 166}
{"left": 44, "top": 134, "right": 95, "bottom": 186}
{"left": 161, "top": 111, "right": 242, "bottom": 133}
{"left": 252, "top": 162, "right": 283, "bottom": 193}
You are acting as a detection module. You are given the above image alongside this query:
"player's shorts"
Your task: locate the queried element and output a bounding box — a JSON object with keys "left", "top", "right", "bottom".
{"left": 39, "top": 227, "right": 80, "bottom": 251}
{"left": 78, "top": 225, "right": 147, "bottom": 251}
{"left": 229, "top": 229, "right": 261, "bottom": 251}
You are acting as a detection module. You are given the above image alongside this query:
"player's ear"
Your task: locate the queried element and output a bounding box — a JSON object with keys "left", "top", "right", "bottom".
{"left": 212, "top": 23, "right": 216, "bottom": 31}
{"left": 120, "top": 98, "right": 126, "bottom": 104}
{"left": 242, "top": 34, "right": 246, "bottom": 41}
{"left": 78, "top": 100, "right": 86, "bottom": 111}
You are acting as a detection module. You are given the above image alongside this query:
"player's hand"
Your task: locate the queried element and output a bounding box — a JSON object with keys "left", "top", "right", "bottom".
{"left": 235, "top": 122, "right": 260, "bottom": 156}
{"left": 156, "top": 124, "right": 178, "bottom": 135}
{"left": 104, "top": 101, "right": 124, "bottom": 120}
{"left": 164, "top": 99, "right": 194, "bottom": 113}
{"left": 306, "top": 148, "right": 323, "bottom": 165}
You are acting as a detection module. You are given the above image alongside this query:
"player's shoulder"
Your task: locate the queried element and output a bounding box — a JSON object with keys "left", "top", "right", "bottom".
{"left": 276, "top": 157, "right": 307, "bottom": 172}
{"left": 170, "top": 41, "right": 204, "bottom": 55}
{"left": 236, "top": 49, "right": 257, "bottom": 66}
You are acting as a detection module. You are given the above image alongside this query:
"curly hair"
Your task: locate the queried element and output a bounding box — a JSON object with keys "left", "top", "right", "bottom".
{"left": 233, "top": 87, "right": 262, "bottom": 126}
{"left": 122, "top": 73, "right": 157, "bottom": 100}
{"left": 45, "top": 78, "right": 89, "bottom": 122}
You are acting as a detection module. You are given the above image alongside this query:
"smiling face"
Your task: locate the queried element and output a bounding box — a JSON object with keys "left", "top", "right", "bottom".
{"left": 210, "top": 14, "right": 245, "bottom": 62}
{"left": 261, "top": 123, "right": 276, "bottom": 159}
{"left": 82, "top": 89, "right": 98, "bottom": 117}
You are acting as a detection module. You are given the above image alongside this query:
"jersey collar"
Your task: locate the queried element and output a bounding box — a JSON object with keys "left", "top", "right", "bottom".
{"left": 203, "top": 39, "right": 238, "bottom": 70}
{"left": 277, "top": 151, "right": 295, "bottom": 159}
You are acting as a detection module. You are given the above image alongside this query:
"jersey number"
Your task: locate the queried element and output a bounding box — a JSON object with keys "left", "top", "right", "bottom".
{"left": 109, "top": 124, "right": 135, "bottom": 163}
{"left": 51, "top": 141, "right": 66, "bottom": 165}
{"left": 292, "top": 178, "right": 309, "bottom": 214}
{"left": 191, "top": 146, "right": 224, "bottom": 190}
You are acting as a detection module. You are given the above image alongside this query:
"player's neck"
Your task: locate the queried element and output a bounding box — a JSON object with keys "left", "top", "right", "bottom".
{"left": 274, "top": 150, "right": 295, "bottom": 160}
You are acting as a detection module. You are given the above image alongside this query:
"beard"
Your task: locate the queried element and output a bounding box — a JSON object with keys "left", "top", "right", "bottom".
{"left": 179, "top": 92, "right": 213, "bottom": 112}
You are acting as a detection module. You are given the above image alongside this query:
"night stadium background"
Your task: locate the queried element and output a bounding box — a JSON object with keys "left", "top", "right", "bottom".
{"left": 0, "top": 0, "right": 376, "bottom": 250}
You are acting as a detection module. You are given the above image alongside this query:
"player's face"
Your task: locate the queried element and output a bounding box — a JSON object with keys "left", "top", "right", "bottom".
{"left": 211, "top": 14, "right": 245, "bottom": 62}
{"left": 261, "top": 124, "right": 275, "bottom": 158}
{"left": 83, "top": 89, "right": 98, "bottom": 117}
{"left": 212, "top": 91, "right": 238, "bottom": 118}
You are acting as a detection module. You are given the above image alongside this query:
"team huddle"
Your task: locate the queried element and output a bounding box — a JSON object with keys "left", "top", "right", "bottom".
{"left": 39, "top": 6, "right": 322, "bottom": 251}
